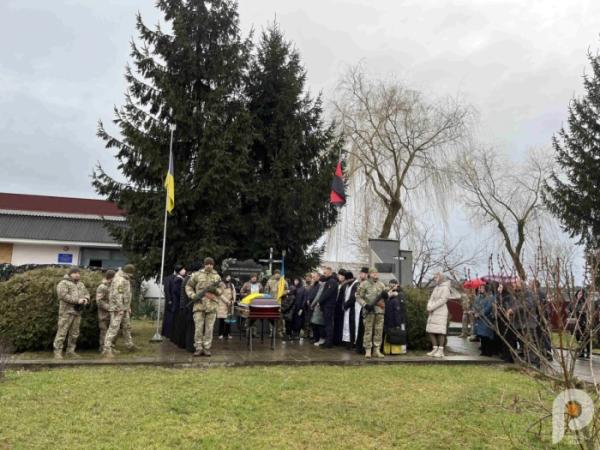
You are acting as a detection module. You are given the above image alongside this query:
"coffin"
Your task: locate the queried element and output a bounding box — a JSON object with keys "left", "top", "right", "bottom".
{"left": 236, "top": 297, "right": 280, "bottom": 320}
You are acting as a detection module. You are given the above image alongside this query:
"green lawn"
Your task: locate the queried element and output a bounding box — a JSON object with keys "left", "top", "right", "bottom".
{"left": 16, "top": 320, "right": 166, "bottom": 360}
{"left": 0, "top": 365, "right": 571, "bottom": 449}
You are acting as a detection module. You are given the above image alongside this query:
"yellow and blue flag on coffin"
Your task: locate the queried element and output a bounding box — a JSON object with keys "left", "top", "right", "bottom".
{"left": 164, "top": 148, "right": 175, "bottom": 214}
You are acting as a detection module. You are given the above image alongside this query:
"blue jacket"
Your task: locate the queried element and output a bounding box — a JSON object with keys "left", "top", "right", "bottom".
{"left": 473, "top": 293, "right": 495, "bottom": 339}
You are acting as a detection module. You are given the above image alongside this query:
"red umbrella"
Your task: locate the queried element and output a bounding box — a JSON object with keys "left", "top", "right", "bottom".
{"left": 463, "top": 278, "right": 486, "bottom": 290}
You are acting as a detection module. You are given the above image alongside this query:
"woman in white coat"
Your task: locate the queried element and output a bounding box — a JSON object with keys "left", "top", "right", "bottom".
{"left": 426, "top": 272, "right": 451, "bottom": 357}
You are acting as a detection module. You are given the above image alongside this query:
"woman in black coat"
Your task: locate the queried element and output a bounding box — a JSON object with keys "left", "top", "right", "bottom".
{"left": 291, "top": 278, "right": 306, "bottom": 339}
{"left": 281, "top": 279, "right": 300, "bottom": 340}
{"left": 383, "top": 281, "right": 407, "bottom": 352}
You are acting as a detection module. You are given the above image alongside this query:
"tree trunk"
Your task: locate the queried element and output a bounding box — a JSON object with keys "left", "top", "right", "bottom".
{"left": 379, "top": 202, "right": 402, "bottom": 239}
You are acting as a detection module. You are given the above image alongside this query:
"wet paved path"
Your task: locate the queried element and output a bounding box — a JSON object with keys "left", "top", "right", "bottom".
{"left": 7, "top": 335, "right": 503, "bottom": 369}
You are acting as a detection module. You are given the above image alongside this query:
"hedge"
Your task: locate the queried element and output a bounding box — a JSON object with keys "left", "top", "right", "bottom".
{"left": 0, "top": 265, "right": 432, "bottom": 353}
{"left": 0, "top": 267, "right": 103, "bottom": 352}
{"left": 403, "top": 287, "right": 430, "bottom": 351}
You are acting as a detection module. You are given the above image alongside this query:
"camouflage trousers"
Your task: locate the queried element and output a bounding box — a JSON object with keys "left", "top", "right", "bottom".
{"left": 98, "top": 310, "right": 111, "bottom": 349}
{"left": 53, "top": 313, "right": 81, "bottom": 352}
{"left": 193, "top": 310, "right": 217, "bottom": 351}
{"left": 104, "top": 310, "right": 133, "bottom": 350}
{"left": 363, "top": 313, "right": 384, "bottom": 350}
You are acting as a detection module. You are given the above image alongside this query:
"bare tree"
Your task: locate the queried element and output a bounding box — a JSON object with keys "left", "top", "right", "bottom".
{"left": 393, "top": 214, "right": 481, "bottom": 287}
{"left": 478, "top": 249, "right": 600, "bottom": 448}
{"left": 334, "top": 64, "right": 472, "bottom": 238}
{"left": 455, "top": 146, "right": 553, "bottom": 280}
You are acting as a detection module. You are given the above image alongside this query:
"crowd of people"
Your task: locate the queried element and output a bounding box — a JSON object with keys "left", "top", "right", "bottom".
{"left": 160, "top": 259, "right": 408, "bottom": 358}
{"left": 457, "top": 277, "right": 593, "bottom": 365}
{"left": 53, "top": 259, "right": 593, "bottom": 364}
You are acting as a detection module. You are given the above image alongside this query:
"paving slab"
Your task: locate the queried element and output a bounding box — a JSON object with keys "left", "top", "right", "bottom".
{"left": 6, "top": 336, "right": 506, "bottom": 370}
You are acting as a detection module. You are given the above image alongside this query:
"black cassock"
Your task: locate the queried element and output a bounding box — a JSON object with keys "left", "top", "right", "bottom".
{"left": 161, "top": 273, "right": 176, "bottom": 338}
{"left": 333, "top": 282, "right": 348, "bottom": 345}
{"left": 171, "top": 274, "right": 195, "bottom": 352}
{"left": 383, "top": 291, "right": 407, "bottom": 346}
{"left": 169, "top": 275, "right": 186, "bottom": 346}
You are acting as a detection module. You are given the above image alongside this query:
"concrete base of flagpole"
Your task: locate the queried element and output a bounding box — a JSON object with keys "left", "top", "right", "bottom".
{"left": 149, "top": 333, "right": 163, "bottom": 343}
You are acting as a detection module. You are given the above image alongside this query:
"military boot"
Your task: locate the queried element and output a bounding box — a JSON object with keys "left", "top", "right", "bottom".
{"left": 373, "top": 347, "right": 385, "bottom": 358}
{"left": 126, "top": 344, "right": 140, "bottom": 352}
{"left": 54, "top": 350, "right": 63, "bottom": 360}
{"left": 365, "top": 348, "right": 372, "bottom": 359}
{"left": 65, "top": 351, "right": 81, "bottom": 358}
{"left": 102, "top": 348, "right": 115, "bottom": 359}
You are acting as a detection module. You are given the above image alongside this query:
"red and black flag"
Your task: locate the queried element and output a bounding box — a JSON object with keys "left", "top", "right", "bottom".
{"left": 330, "top": 161, "right": 346, "bottom": 206}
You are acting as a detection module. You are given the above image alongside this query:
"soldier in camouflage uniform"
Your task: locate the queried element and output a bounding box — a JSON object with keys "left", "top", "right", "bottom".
{"left": 102, "top": 264, "right": 137, "bottom": 357}
{"left": 265, "top": 270, "right": 282, "bottom": 296}
{"left": 357, "top": 268, "right": 386, "bottom": 358}
{"left": 185, "top": 257, "right": 222, "bottom": 357}
{"left": 53, "top": 267, "right": 90, "bottom": 359}
{"left": 265, "top": 270, "right": 288, "bottom": 337}
{"left": 96, "top": 269, "right": 115, "bottom": 351}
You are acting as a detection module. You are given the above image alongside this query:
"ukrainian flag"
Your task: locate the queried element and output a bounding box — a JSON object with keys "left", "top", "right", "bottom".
{"left": 164, "top": 148, "right": 175, "bottom": 213}
{"left": 276, "top": 258, "right": 287, "bottom": 302}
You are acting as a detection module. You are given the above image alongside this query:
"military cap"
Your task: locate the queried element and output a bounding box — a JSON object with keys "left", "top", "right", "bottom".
{"left": 368, "top": 267, "right": 378, "bottom": 274}
{"left": 105, "top": 269, "right": 116, "bottom": 279}
{"left": 203, "top": 257, "right": 215, "bottom": 265}
{"left": 123, "top": 264, "right": 136, "bottom": 274}
{"left": 68, "top": 267, "right": 80, "bottom": 275}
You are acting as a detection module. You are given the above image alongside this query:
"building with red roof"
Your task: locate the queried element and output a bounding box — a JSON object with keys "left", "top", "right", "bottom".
{"left": 0, "top": 193, "right": 126, "bottom": 268}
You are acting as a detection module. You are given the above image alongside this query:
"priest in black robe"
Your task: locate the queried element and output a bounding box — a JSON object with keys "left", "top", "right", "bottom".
{"left": 333, "top": 269, "right": 348, "bottom": 345}
{"left": 168, "top": 265, "right": 187, "bottom": 346}
{"left": 161, "top": 265, "right": 181, "bottom": 339}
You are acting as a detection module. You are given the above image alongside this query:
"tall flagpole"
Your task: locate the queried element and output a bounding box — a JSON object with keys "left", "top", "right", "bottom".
{"left": 151, "top": 123, "right": 176, "bottom": 342}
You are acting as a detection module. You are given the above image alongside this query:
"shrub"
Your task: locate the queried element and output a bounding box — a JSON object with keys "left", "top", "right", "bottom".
{"left": 0, "top": 267, "right": 103, "bottom": 352}
{"left": 0, "top": 337, "right": 12, "bottom": 380}
{"left": 404, "top": 287, "right": 430, "bottom": 351}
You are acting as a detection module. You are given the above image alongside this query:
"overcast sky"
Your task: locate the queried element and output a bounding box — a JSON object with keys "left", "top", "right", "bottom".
{"left": 1, "top": 0, "right": 598, "bottom": 198}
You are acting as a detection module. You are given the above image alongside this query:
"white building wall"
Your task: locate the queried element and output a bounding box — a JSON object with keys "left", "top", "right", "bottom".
{"left": 11, "top": 243, "right": 81, "bottom": 266}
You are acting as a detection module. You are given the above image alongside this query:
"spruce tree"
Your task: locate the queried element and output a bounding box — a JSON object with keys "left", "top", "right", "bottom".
{"left": 545, "top": 51, "right": 600, "bottom": 249}
{"left": 242, "top": 25, "right": 343, "bottom": 274}
{"left": 93, "top": 0, "right": 252, "bottom": 276}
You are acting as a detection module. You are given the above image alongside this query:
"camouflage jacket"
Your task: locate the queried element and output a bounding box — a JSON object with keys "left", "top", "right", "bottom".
{"left": 357, "top": 279, "right": 386, "bottom": 314}
{"left": 56, "top": 275, "right": 90, "bottom": 316}
{"left": 96, "top": 279, "right": 112, "bottom": 319}
{"left": 265, "top": 276, "right": 288, "bottom": 299}
{"left": 185, "top": 269, "right": 222, "bottom": 313}
{"left": 108, "top": 270, "right": 132, "bottom": 312}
